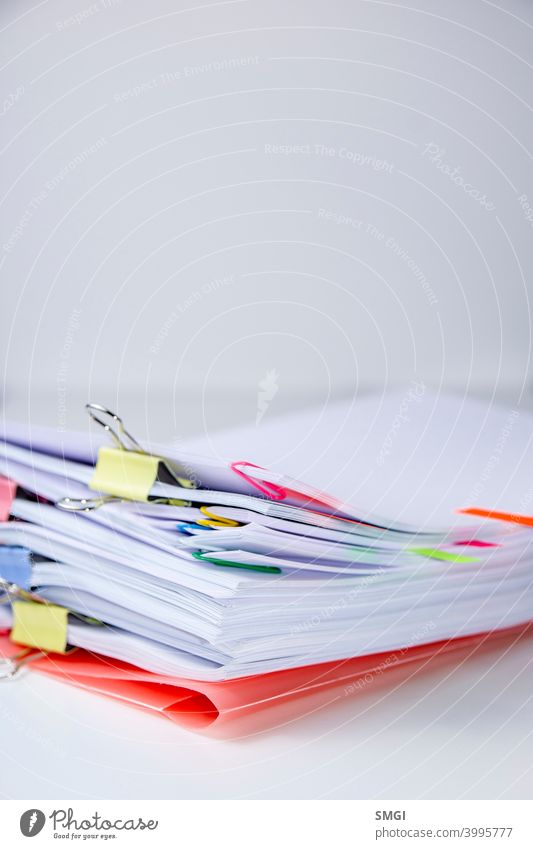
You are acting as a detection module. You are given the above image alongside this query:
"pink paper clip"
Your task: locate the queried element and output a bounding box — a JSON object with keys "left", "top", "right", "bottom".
{"left": 230, "top": 462, "right": 287, "bottom": 501}
{"left": 0, "top": 477, "right": 16, "bottom": 522}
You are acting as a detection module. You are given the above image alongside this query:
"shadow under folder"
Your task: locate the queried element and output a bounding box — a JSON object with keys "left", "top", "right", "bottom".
{"left": 1, "top": 623, "right": 532, "bottom": 738}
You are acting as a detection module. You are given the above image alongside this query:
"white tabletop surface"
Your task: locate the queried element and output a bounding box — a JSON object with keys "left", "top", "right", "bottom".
{"left": 1, "top": 390, "right": 532, "bottom": 800}
{"left": 1, "top": 628, "right": 532, "bottom": 800}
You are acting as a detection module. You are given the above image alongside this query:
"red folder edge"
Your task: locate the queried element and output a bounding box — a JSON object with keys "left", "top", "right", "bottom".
{"left": 2, "top": 623, "right": 532, "bottom": 735}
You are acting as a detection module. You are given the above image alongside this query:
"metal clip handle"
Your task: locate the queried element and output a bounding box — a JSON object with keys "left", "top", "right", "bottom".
{"left": 56, "top": 495, "right": 121, "bottom": 512}
{"left": 85, "top": 403, "right": 144, "bottom": 453}
{"left": 0, "top": 647, "right": 46, "bottom": 680}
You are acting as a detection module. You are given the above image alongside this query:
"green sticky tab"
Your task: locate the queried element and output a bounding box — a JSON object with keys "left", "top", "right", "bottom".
{"left": 11, "top": 600, "right": 69, "bottom": 654}
{"left": 411, "top": 547, "right": 479, "bottom": 564}
{"left": 192, "top": 552, "right": 281, "bottom": 574}
{"left": 90, "top": 446, "right": 160, "bottom": 501}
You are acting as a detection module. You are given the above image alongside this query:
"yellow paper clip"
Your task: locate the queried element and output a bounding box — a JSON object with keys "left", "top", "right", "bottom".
{"left": 196, "top": 505, "right": 241, "bottom": 528}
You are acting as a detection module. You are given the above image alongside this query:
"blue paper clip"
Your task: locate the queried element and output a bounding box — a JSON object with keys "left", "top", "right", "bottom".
{"left": 0, "top": 546, "right": 33, "bottom": 590}
{"left": 176, "top": 521, "right": 213, "bottom": 535}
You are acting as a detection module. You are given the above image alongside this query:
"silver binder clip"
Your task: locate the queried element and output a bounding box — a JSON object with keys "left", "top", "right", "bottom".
{"left": 0, "top": 579, "right": 35, "bottom": 603}
{"left": 0, "top": 647, "right": 46, "bottom": 681}
{"left": 57, "top": 494, "right": 191, "bottom": 512}
{"left": 56, "top": 494, "right": 121, "bottom": 512}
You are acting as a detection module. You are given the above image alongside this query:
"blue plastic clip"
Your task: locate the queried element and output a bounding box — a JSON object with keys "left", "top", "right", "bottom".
{"left": 0, "top": 546, "right": 33, "bottom": 590}
{"left": 176, "top": 522, "right": 213, "bottom": 535}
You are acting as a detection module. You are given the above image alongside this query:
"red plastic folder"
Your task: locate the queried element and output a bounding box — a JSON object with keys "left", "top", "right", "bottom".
{"left": 2, "top": 625, "right": 530, "bottom": 736}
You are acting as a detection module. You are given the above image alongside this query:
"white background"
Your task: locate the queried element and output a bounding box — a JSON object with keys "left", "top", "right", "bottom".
{"left": 1, "top": 0, "right": 533, "bottom": 425}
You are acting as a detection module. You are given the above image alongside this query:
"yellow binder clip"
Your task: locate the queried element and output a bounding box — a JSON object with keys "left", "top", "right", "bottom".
{"left": 1, "top": 598, "right": 80, "bottom": 679}
{"left": 1, "top": 586, "right": 102, "bottom": 677}
{"left": 58, "top": 403, "right": 196, "bottom": 509}
{"left": 10, "top": 599, "right": 69, "bottom": 655}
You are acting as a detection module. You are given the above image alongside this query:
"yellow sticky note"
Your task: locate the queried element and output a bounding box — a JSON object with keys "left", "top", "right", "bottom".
{"left": 89, "top": 446, "right": 160, "bottom": 501}
{"left": 11, "top": 600, "right": 69, "bottom": 654}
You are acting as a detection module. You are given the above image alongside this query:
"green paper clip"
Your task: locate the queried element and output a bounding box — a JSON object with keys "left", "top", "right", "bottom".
{"left": 192, "top": 552, "right": 281, "bottom": 574}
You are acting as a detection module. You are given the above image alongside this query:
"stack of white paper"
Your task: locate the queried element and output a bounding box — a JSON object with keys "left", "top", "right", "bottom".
{"left": 0, "top": 391, "right": 531, "bottom": 681}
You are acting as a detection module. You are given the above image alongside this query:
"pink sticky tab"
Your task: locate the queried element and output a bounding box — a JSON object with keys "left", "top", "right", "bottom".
{"left": 0, "top": 477, "right": 16, "bottom": 522}
{"left": 455, "top": 539, "right": 498, "bottom": 548}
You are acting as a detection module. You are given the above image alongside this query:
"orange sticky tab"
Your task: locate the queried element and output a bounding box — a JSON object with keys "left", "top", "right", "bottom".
{"left": 459, "top": 507, "right": 533, "bottom": 527}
